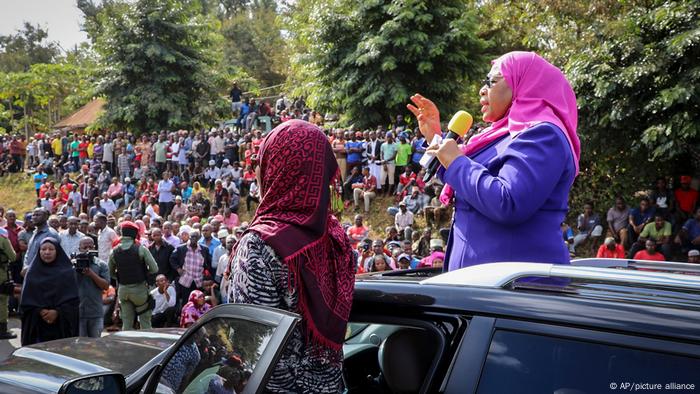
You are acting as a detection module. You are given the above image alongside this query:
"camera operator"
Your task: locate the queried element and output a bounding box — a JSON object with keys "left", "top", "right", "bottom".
{"left": 0, "top": 230, "right": 17, "bottom": 339}
{"left": 74, "top": 237, "right": 110, "bottom": 338}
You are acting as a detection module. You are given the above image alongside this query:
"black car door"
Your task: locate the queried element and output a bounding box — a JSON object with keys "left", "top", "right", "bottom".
{"left": 141, "top": 304, "right": 300, "bottom": 394}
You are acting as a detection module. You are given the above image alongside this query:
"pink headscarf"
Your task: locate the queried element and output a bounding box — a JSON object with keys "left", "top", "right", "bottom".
{"left": 440, "top": 51, "right": 580, "bottom": 205}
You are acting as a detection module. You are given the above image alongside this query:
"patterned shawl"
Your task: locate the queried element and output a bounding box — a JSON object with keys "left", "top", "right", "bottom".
{"left": 246, "top": 120, "right": 354, "bottom": 351}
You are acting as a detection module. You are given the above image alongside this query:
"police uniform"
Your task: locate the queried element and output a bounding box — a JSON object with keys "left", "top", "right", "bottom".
{"left": 108, "top": 222, "right": 158, "bottom": 330}
{"left": 0, "top": 232, "right": 17, "bottom": 339}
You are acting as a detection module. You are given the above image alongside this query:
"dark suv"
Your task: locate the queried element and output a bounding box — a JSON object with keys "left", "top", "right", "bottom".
{"left": 1, "top": 258, "right": 699, "bottom": 393}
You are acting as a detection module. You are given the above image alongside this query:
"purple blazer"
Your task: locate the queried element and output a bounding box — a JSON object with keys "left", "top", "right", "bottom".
{"left": 440, "top": 122, "right": 576, "bottom": 271}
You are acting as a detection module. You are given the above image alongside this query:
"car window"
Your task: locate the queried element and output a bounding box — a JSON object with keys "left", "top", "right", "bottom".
{"left": 345, "top": 323, "right": 369, "bottom": 340}
{"left": 476, "top": 330, "right": 700, "bottom": 393}
{"left": 157, "top": 317, "right": 274, "bottom": 393}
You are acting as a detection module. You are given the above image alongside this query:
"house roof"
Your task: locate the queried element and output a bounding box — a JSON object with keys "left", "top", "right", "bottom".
{"left": 54, "top": 98, "right": 106, "bottom": 129}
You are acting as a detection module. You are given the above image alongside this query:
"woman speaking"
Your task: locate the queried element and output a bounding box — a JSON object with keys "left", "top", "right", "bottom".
{"left": 408, "top": 51, "right": 580, "bottom": 271}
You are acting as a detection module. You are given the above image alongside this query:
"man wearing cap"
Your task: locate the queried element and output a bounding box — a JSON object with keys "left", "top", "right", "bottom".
{"left": 205, "top": 160, "right": 220, "bottom": 189}
{"left": 596, "top": 237, "right": 625, "bottom": 259}
{"left": 380, "top": 132, "right": 398, "bottom": 195}
{"left": 419, "top": 239, "right": 446, "bottom": 268}
{"left": 395, "top": 201, "right": 414, "bottom": 241}
{"left": 688, "top": 249, "right": 700, "bottom": 264}
{"left": 211, "top": 228, "right": 229, "bottom": 272}
{"left": 674, "top": 176, "right": 698, "bottom": 225}
{"left": 109, "top": 221, "right": 159, "bottom": 330}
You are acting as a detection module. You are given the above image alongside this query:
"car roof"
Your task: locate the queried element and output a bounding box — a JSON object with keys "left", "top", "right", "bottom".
{"left": 0, "top": 328, "right": 184, "bottom": 393}
{"left": 353, "top": 263, "right": 700, "bottom": 343}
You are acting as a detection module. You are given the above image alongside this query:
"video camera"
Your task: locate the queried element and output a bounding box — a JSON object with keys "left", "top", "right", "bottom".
{"left": 71, "top": 250, "right": 98, "bottom": 272}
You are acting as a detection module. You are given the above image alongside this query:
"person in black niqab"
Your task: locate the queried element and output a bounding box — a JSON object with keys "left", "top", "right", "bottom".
{"left": 20, "top": 237, "right": 79, "bottom": 346}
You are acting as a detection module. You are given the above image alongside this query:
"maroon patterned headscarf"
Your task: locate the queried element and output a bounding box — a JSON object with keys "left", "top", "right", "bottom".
{"left": 247, "top": 120, "right": 355, "bottom": 350}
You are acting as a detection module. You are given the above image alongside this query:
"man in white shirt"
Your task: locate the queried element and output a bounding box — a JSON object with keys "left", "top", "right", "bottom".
{"left": 95, "top": 214, "right": 118, "bottom": 263}
{"left": 158, "top": 171, "right": 175, "bottom": 219}
{"left": 99, "top": 192, "right": 117, "bottom": 216}
{"left": 151, "top": 274, "right": 177, "bottom": 328}
{"left": 60, "top": 216, "right": 85, "bottom": 257}
{"left": 395, "top": 201, "right": 414, "bottom": 242}
{"left": 204, "top": 160, "right": 221, "bottom": 188}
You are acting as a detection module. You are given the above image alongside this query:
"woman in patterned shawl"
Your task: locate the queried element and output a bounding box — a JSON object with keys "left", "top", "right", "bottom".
{"left": 227, "top": 119, "right": 355, "bottom": 393}
{"left": 179, "top": 289, "right": 211, "bottom": 328}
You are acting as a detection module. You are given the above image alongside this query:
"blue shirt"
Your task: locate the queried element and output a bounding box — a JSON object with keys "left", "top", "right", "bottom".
{"left": 411, "top": 138, "right": 426, "bottom": 163}
{"left": 199, "top": 236, "right": 221, "bottom": 258}
{"left": 440, "top": 123, "right": 575, "bottom": 271}
{"left": 345, "top": 141, "right": 364, "bottom": 164}
{"left": 629, "top": 206, "right": 656, "bottom": 226}
{"left": 682, "top": 219, "right": 700, "bottom": 240}
{"left": 33, "top": 173, "right": 47, "bottom": 190}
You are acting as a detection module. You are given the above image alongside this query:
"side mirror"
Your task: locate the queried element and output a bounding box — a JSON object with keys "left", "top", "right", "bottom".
{"left": 59, "top": 372, "right": 126, "bottom": 394}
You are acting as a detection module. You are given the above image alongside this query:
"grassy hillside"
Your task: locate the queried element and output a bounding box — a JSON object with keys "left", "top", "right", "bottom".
{"left": 0, "top": 173, "right": 37, "bottom": 216}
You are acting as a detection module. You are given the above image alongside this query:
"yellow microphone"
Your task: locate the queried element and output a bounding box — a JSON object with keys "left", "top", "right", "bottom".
{"left": 423, "top": 111, "right": 473, "bottom": 182}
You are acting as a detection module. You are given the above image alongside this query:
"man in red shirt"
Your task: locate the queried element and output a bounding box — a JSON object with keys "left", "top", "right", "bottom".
{"left": 633, "top": 239, "right": 666, "bottom": 261}
{"left": 78, "top": 136, "right": 89, "bottom": 165}
{"left": 596, "top": 237, "right": 625, "bottom": 259}
{"left": 346, "top": 215, "right": 369, "bottom": 249}
{"left": 675, "top": 175, "right": 698, "bottom": 224}
{"left": 352, "top": 167, "right": 377, "bottom": 214}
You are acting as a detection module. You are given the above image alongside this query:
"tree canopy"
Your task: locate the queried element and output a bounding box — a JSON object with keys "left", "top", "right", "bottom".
{"left": 286, "top": 0, "right": 486, "bottom": 129}
{"left": 91, "top": 0, "right": 224, "bottom": 132}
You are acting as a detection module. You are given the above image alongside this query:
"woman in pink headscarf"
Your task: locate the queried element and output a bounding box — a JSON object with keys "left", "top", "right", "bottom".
{"left": 408, "top": 51, "right": 580, "bottom": 271}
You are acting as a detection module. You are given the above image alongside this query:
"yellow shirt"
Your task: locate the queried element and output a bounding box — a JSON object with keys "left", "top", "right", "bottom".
{"left": 51, "top": 138, "right": 62, "bottom": 156}
{"left": 87, "top": 142, "right": 94, "bottom": 159}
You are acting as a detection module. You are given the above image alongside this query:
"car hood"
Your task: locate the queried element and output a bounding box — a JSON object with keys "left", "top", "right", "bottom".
{"left": 0, "top": 328, "right": 185, "bottom": 393}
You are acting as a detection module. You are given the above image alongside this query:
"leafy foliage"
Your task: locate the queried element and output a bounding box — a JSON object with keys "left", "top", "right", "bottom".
{"left": 286, "top": 0, "right": 487, "bottom": 129}
{"left": 93, "top": 0, "right": 225, "bottom": 132}
{"left": 221, "top": 0, "right": 289, "bottom": 87}
{"left": 0, "top": 23, "right": 61, "bottom": 73}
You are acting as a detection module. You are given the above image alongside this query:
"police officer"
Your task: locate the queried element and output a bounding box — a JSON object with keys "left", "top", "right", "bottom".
{"left": 0, "top": 229, "right": 17, "bottom": 339}
{"left": 108, "top": 221, "right": 158, "bottom": 330}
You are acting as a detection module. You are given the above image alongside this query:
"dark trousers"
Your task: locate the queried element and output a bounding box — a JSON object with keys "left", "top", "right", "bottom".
{"left": 246, "top": 195, "right": 259, "bottom": 212}
{"left": 159, "top": 201, "right": 173, "bottom": 220}
{"left": 152, "top": 306, "right": 178, "bottom": 328}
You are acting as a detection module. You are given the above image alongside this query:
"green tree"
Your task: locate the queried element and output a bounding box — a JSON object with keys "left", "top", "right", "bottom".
{"left": 287, "top": 0, "right": 486, "bottom": 128}
{"left": 0, "top": 23, "right": 61, "bottom": 73}
{"left": 220, "top": 0, "right": 289, "bottom": 88}
{"left": 93, "top": 0, "right": 224, "bottom": 132}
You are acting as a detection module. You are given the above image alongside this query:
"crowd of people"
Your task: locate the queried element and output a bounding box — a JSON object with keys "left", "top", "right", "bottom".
{"left": 562, "top": 179, "right": 700, "bottom": 262}
{"left": 0, "top": 92, "right": 697, "bottom": 345}
{"left": 0, "top": 98, "right": 445, "bottom": 343}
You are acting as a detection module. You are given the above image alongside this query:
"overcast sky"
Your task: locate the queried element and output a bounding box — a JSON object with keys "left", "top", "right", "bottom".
{"left": 0, "top": 0, "right": 89, "bottom": 50}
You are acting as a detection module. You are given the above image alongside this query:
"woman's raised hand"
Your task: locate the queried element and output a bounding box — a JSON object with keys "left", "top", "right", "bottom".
{"left": 407, "top": 94, "right": 441, "bottom": 142}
